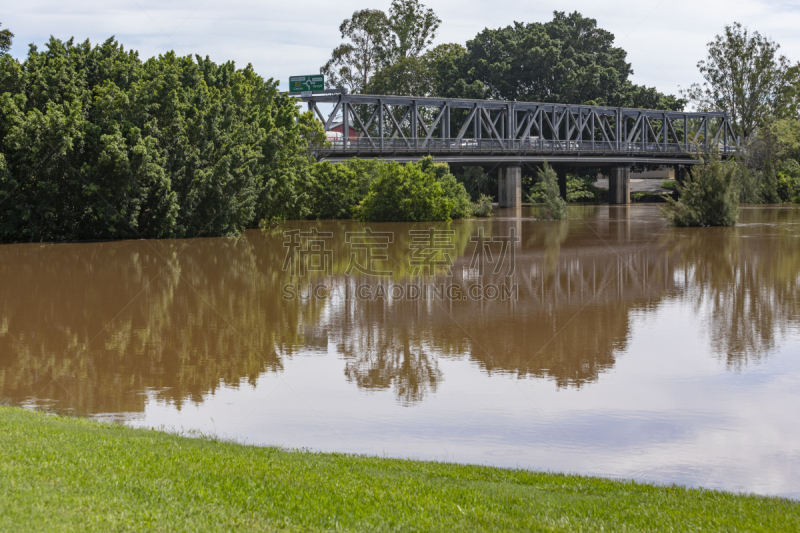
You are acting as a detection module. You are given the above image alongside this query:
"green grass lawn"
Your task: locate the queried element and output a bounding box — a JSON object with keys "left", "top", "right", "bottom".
{"left": 1, "top": 407, "right": 798, "bottom": 532}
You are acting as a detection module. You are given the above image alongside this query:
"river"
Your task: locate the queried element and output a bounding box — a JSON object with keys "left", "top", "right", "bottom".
{"left": 2, "top": 204, "right": 799, "bottom": 498}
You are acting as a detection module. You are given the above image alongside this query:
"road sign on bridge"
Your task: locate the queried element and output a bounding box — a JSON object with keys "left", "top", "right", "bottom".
{"left": 289, "top": 75, "right": 324, "bottom": 93}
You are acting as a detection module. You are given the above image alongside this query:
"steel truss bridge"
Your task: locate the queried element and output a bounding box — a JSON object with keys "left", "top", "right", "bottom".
{"left": 302, "top": 93, "right": 739, "bottom": 166}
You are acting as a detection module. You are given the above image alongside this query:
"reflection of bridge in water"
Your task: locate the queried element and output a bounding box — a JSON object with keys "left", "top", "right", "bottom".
{"left": 303, "top": 92, "right": 740, "bottom": 206}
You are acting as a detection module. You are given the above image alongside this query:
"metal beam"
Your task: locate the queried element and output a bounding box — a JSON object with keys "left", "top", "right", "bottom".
{"left": 305, "top": 93, "right": 735, "bottom": 162}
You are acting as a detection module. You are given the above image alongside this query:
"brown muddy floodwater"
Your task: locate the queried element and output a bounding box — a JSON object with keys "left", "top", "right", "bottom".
{"left": 2, "top": 205, "right": 800, "bottom": 498}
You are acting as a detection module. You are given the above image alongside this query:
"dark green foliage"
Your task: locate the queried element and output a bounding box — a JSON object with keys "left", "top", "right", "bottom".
{"left": 0, "top": 37, "right": 316, "bottom": 242}
{"left": 422, "top": 157, "right": 472, "bottom": 219}
{"left": 307, "top": 162, "right": 369, "bottom": 219}
{"left": 529, "top": 173, "right": 601, "bottom": 204}
{"left": 736, "top": 119, "right": 800, "bottom": 203}
{"left": 566, "top": 176, "right": 603, "bottom": 202}
{"left": 471, "top": 194, "right": 493, "bottom": 217}
{"left": 453, "top": 165, "right": 491, "bottom": 201}
{"left": 776, "top": 159, "right": 800, "bottom": 202}
{"left": 529, "top": 163, "right": 566, "bottom": 220}
{"left": 442, "top": 11, "right": 684, "bottom": 109}
{"left": 663, "top": 151, "right": 739, "bottom": 227}
{"left": 352, "top": 157, "right": 471, "bottom": 222}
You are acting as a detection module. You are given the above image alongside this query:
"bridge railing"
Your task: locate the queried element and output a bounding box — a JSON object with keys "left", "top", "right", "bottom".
{"left": 322, "top": 138, "right": 737, "bottom": 157}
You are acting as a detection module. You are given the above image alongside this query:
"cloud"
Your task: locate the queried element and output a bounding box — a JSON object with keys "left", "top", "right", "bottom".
{"left": 3, "top": 0, "right": 800, "bottom": 97}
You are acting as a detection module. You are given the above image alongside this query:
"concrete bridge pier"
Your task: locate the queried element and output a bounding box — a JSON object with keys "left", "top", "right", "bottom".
{"left": 608, "top": 166, "right": 631, "bottom": 205}
{"left": 498, "top": 165, "right": 521, "bottom": 207}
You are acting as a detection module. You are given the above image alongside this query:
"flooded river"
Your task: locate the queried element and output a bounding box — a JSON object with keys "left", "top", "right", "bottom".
{"left": 2, "top": 205, "right": 800, "bottom": 498}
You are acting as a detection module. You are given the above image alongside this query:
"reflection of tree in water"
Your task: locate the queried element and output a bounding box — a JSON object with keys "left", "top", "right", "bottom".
{"left": 664, "top": 209, "right": 800, "bottom": 368}
{"left": 0, "top": 232, "right": 323, "bottom": 415}
{"left": 329, "top": 213, "right": 669, "bottom": 394}
{"left": 337, "top": 319, "right": 441, "bottom": 405}
{"left": 6, "top": 207, "right": 797, "bottom": 413}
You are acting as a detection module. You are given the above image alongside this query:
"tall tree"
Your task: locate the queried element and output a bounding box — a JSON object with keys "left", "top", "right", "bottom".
{"left": 0, "top": 23, "right": 13, "bottom": 55}
{"left": 366, "top": 43, "right": 461, "bottom": 97}
{"left": 442, "top": 11, "right": 682, "bottom": 109}
{"left": 683, "top": 22, "right": 799, "bottom": 140}
{"left": 321, "top": 9, "right": 390, "bottom": 94}
{"left": 321, "top": 1, "right": 440, "bottom": 94}
{"left": 459, "top": 12, "right": 632, "bottom": 104}
{"left": 385, "top": 0, "right": 440, "bottom": 60}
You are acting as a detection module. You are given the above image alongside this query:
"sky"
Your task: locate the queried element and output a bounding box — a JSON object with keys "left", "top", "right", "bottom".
{"left": 3, "top": 0, "right": 800, "bottom": 98}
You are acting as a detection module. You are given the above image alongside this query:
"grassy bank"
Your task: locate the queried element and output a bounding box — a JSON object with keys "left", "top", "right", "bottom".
{"left": 1, "top": 407, "right": 798, "bottom": 532}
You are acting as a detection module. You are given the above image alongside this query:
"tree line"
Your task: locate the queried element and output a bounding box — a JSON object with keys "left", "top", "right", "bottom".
{"left": 1, "top": 7, "right": 800, "bottom": 240}
{"left": 322, "top": 5, "right": 686, "bottom": 111}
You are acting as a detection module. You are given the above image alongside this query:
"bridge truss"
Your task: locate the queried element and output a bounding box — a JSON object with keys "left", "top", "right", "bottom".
{"left": 302, "top": 93, "right": 739, "bottom": 165}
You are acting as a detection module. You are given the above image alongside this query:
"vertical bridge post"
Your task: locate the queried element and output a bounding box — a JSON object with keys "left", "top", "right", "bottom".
{"left": 609, "top": 166, "right": 630, "bottom": 205}
{"left": 498, "top": 165, "right": 521, "bottom": 207}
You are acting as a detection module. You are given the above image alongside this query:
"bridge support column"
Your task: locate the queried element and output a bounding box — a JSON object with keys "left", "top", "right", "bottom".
{"left": 557, "top": 168, "right": 568, "bottom": 201}
{"left": 498, "top": 165, "right": 521, "bottom": 207}
{"left": 609, "top": 166, "right": 630, "bottom": 205}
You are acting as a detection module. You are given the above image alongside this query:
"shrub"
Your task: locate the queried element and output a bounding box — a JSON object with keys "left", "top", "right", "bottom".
{"left": 307, "top": 162, "right": 369, "bottom": 219}
{"left": 528, "top": 163, "right": 566, "bottom": 220}
{"left": 352, "top": 158, "right": 471, "bottom": 222}
{"left": 661, "top": 180, "right": 676, "bottom": 190}
{"left": 529, "top": 173, "right": 600, "bottom": 203}
{"left": 776, "top": 159, "right": 800, "bottom": 202}
{"left": 420, "top": 157, "right": 473, "bottom": 219}
{"left": 566, "top": 176, "right": 602, "bottom": 202}
{"left": 471, "top": 194, "right": 493, "bottom": 217}
{"left": 662, "top": 151, "right": 739, "bottom": 227}
{"left": 454, "top": 166, "right": 491, "bottom": 201}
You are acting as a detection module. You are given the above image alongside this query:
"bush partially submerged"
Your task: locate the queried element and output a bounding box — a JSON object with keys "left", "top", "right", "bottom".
{"left": 0, "top": 37, "right": 318, "bottom": 241}
{"left": 352, "top": 157, "right": 472, "bottom": 222}
{"left": 471, "top": 194, "right": 493, "bottom": 217}
{"left": 528, "top": 163, "right": 567, "bottom": 220}
{"left": 529, "top": 172, "right": 601, "bottom": 204}
{"left": 307, "top": 162, "right": 369, "bottom": 219}
{"left": 662, "top": 151, "right": 739, "bottom": 227}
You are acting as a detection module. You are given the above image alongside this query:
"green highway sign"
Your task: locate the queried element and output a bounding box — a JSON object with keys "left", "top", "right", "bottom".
{"left": 289, "top": 75, "right": 324, "bottom": 93}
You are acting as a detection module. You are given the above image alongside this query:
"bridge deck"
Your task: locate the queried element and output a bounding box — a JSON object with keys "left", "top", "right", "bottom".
{"left": 302, "top": 92, "right": 738, "bottom": 166}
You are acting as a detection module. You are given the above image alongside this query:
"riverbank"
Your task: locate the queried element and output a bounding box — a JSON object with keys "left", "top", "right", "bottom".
{"left": 1, "top": 407, "right": 797, "bottom": 532}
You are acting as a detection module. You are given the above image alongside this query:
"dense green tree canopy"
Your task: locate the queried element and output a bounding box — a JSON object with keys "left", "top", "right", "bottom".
{"left": 0, "top": 37, "right": 318, "bottom": 241}
{"left": 445, "top": 12, "right": 683, "bottom": 109}
{"left": 361, "top": 10, "right": 684, "bottom": 109}
{"left": 461, "top": 13, "right": 631, "bottom": 104}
